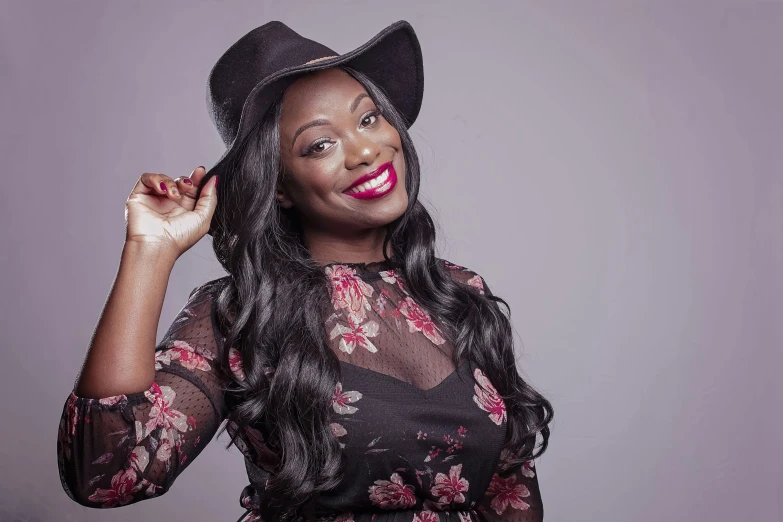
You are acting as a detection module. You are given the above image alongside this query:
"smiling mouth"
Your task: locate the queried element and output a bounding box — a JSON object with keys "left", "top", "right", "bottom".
{"left": 343, "top": 161, "right": 392, "bottom": 192}
{"left": 345, "top": 168, "right": 390, "bottom": 194}
{"left": 343, "top": 162, "right": 397, "bottom": 200}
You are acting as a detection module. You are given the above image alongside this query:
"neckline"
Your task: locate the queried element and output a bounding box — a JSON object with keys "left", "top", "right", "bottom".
{"left": 339, "top": 359, "right": 470, "bottom": 396}
{"left": 319, "top": 259, "right": 401, "bottom": 275}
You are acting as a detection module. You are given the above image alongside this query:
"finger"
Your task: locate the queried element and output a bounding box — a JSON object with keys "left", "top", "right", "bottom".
{"left": 192, "top": 174, "right": 219, "bottom": 224}
{"left": 131, "top": 173, "right": 181, "bottom": 201}
{"left": 187, "top": 165, "right": 209, "bottom": 187}
{"left": 174, "top": 168, "right": 203, "bottom": 211}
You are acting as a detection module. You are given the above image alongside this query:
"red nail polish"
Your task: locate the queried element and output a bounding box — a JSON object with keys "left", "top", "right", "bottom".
{"left": 215, "top": 175, "right": 219, "bottom": 188}
{"left": 160, "top": 182, "right": 167, "bottom": 192}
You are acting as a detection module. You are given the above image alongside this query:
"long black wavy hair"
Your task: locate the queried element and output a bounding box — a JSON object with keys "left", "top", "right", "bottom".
{"left": 199, "top": 66, "right": 553, "bottom": 520}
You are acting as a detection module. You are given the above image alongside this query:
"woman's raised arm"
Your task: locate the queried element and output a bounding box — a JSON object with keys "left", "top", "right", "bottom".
{"left": 57, "top": 281, "right": 228, "bottom": 507}
{"left": 57, "top": 167, "right": 223, "bottom": 507}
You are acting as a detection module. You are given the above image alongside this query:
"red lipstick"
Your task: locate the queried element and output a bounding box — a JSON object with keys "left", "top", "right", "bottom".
{"left": 343, "top": 161, "right": 397, "bottom": 200}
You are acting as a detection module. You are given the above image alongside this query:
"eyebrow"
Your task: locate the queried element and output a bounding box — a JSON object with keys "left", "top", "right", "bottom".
{"left": 291, "top": 93, "right": 370, "bottom": 149}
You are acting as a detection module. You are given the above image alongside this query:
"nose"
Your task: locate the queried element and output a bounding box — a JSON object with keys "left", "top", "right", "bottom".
{"left": 343, "top": 131, "right": 381, "bottom": 170}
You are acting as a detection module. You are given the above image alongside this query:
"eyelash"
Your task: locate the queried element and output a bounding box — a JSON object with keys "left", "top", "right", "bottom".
{"left": 302, "top": 110, "right": 381, "bottom": 157}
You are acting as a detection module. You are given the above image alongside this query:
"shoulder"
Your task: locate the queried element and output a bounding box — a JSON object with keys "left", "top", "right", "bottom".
{"left": 188, "top": 275, "right": 231, "bottom": 299}
{"left": 181, "top": 276, "right": 231, "bottom": 316}
{"left": 436, "top": 257, "right": 491, "bottom": 296}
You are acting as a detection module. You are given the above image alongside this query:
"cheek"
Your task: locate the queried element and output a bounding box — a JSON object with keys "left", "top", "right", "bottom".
{"left": 382, "top": 123, "right": 403, "bottom": 149}
{"left": 286, "top": 160, "right": 342, "bottom": 199}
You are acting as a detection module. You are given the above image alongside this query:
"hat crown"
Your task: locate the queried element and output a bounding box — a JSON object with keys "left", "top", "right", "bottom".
{"left": 207, "top": 22, "right": 337, "bottom": 145}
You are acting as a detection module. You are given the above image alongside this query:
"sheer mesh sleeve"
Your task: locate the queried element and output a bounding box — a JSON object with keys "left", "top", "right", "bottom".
{"left": 444, "top": 262, "right": 544, "bottom": 520}
{"left": 441, "top": 259, "right": 492, "bottom": 298}
{"left": 477, "top": 450, "right": 543, "bottom": 522}
{"left": 57, "top": 281, "right": 228, "bottom": 508}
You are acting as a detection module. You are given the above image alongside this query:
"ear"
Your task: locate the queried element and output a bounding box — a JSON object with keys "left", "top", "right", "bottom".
{"left": 276, "top": 180, "right": 294, "bottom": 209}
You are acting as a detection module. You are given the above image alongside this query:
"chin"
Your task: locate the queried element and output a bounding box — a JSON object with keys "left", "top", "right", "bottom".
{"left": 359, "top": 191, "right": 409, "bottom": 228}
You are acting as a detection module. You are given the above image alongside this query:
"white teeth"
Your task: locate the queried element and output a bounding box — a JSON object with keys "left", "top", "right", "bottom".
{"left": 348, "top": 169, "right": 390, "bottom": 194}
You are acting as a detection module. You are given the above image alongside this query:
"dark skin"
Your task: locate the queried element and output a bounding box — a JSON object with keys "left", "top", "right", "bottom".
{"left": 277, "top": 68, "right": 408, "bottom": 265}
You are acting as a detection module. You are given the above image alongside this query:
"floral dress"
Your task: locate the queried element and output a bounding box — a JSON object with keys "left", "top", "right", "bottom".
{"left": 57, "top": 258, "right": 543, "bottom": 522}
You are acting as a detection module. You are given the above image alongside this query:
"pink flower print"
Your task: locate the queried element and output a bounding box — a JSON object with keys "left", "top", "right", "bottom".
{"left": 457, "top": 512, "right": 472, "bottom": 522}
{"left": 466, "top": 274, "right": 485, "bottom": 295}
{"left": 486, "top": 473, "right": 531, "bottom": 514}
{"left": 154, "top": 339, "right": 213, "bottom": 371}
{"left": 368, "top": 472, "right": 416, "bottom": 509}
{"left": 228, "top": 347, "right": 245, "bottom": 381}
{"left": 395, "top": 277, "right": 409, "bottom": 295}
{"left": 331, "top": 422, "right": 348, "bottom": 448}
{"left": 98, "top": 394, "right": 127, "bottom": 406}
{"left": 142, "top": 383, "right": 189, "bottom": 443}
{"left": 155, "top": 439, "right": 171, "bottom": 462}
{"left": 426, "top": 446, "right": 441, "bottom": 462}
{"left": 334, "top": 513, "right": 355, "bottom": 522}
{"left": 326, "top": 265, "right": 375, "bottom": 324}
{"left": 443, "top": 260, "right": 465, "bottom": 270}
{"left": 134, "top": 420, "right": 145, "bottom": 444}
{"left": 329, "top": 318, "right": 380, "bottom": 354}
{"left": 331, "top": 382, "right": 363, "bottom": 414}
{"left": 331, "top": 423, "right": 347, "bottom": 437}
{"left": 431, "top": 463, "right": 469, "bottom": 505}
{"left": 472, "top": 368, "right": 507, "bottom": 425}
{"left": 373, "top": 292, "right": 389, "bottom": 317}
{"left": 413, "top": 511, "right": 440, "bottom": 522}
{"left": 458, "top": 426, "right": 467, "bottom": 437}
{"left": 141, "top": 479, "right": 163, "bottom": 497}
{"left": 379, "top": 269, "right": 398, "bottom": 284}
{"left": 522, "top": 460, "right": 536, "bottom": 478}
{"left": 397, "top": 296, "right": 445, "bottom": 345}
{"left": 87, "top": 467, "right": 142, "bottom": 507}
{"left": 92, "top": 452, "right": 114, "bottom": 465}
{"left": 129, "top": 446, "right": 150, "bottom": 473}
{"left": 64, "top": 393, "right": 80, "bottom": 437}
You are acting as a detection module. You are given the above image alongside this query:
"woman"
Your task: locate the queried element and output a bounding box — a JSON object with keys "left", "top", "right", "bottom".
{"left": 57, "top": 20, "right": 554, "bottom": 522}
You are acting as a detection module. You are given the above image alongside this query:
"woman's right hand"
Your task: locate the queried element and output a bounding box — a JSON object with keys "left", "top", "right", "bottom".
{"left": 124, "top": 166, "right": 218, "bottom": 258}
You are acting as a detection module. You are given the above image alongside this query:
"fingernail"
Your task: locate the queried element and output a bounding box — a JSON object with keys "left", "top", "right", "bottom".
{"left": 183, "top": 178, "right": 193, "bottom": 185}
{"left": 160, "top": 182, "right": 167, "bottom": 192}
{"left": 198, "top": 165, "right": 205, "bottom": 171}
{"left": 215, "top": 175, "right": 219, "bottom": 188}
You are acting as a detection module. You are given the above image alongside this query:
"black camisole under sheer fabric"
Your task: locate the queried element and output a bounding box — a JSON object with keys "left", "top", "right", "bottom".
{"left": 57, "top": 258, "right": 543, "bottom": 522}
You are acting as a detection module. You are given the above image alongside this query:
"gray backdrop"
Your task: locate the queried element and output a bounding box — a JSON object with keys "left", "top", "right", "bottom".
{"left": 1, "top": 1, "right": 780, "bottom": 521}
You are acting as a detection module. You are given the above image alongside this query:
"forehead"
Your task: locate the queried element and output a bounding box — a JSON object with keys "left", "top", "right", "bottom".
{"left": 280, "top": 68, "right": 368, "bottom": 124}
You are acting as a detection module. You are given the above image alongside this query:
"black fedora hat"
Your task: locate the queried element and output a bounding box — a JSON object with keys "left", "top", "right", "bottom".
{"left": 204, "top": 19, "right": 423, "bottom": 182}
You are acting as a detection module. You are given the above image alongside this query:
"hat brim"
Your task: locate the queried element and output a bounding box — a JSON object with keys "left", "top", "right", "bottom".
{"left": 205, "top": 20, "right": 423, "bottom": 237}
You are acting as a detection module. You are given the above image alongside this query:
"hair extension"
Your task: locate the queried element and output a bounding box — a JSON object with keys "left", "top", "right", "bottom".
{"left": 199, "top": 66, "right": 553, "bottom": 520}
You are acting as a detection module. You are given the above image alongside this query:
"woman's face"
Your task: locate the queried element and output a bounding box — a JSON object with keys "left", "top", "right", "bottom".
{"left": 277, "top": 68, "right": 408, "bottom": 236}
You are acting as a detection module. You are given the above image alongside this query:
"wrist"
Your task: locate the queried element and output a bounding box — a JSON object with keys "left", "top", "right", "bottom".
{"left": 122, "top": 239, "right": 180, "bottom": 268}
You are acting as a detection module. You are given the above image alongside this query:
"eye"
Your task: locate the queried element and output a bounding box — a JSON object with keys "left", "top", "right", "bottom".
{"left": 303, "top": 138, "right": 334, "bottom": 157}
{"left": 361, "top": 110, "right": 380, "bottom": 127}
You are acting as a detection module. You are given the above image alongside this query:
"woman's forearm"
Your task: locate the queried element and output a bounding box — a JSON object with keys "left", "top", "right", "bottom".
{"left": 73, "top": 240, "right": 179, "bottom": 398}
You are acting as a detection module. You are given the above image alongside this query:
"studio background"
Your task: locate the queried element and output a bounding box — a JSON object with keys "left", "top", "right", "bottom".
{"left": 1, "top": 1, "right": 780, "bottom": 521}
